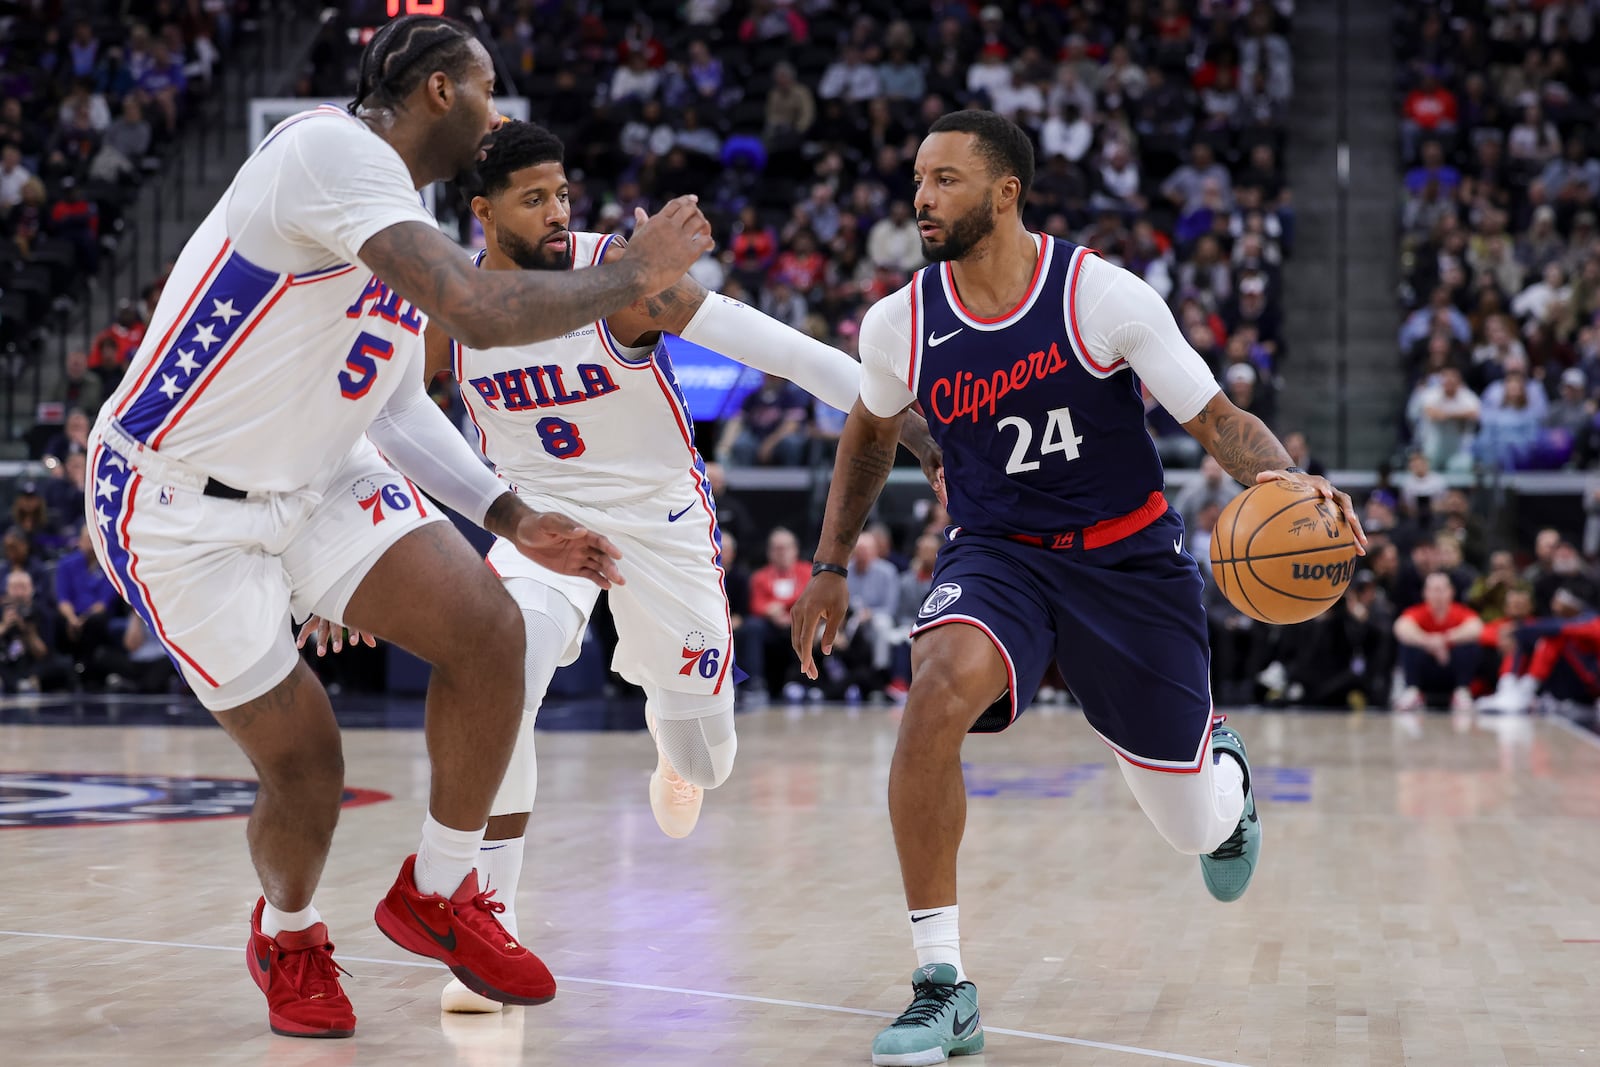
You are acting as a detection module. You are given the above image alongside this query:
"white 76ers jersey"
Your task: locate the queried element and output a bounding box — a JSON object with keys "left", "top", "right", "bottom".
{"left": 454, "top": 233, "right": 707, "bottom": 504}
{"left": 95, "top": 106, "right": 437, "bottom": 492}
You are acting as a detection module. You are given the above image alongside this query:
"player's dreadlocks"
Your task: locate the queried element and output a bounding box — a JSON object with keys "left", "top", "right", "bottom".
{"left": 470, "top": 121, "right": 565, "bottom": 199}
{"left": 348, "top": 14, "right": 478, "bottom": 116}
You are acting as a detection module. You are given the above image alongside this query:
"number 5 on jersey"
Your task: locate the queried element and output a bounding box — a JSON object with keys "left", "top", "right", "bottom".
{"left": 339, "top": 331, "right": 395, "bottom": 400}
{"left": 998, "top": 406, "right": 1083, "bottom": 474}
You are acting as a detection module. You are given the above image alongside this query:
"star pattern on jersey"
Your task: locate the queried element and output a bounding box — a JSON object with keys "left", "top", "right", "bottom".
{"left": 103, "top": 452, "right": 127, "bottom": 472}
{"left": 95, "top": 504, "right": 112, "bottom": 530}
{"left": 158, "top": 374, "right": 183, "bottom": 400}
{"left": 94, "top": 474, "right": 116, "bottom": 500}
{"left": 210, "top": 298, "right": 240, "bottom": 324}
{"left": 191, "top": 323, "right": 220, "bottom": 350}
{"left": 174, "top": 348, "right": 201, "bottom": 375}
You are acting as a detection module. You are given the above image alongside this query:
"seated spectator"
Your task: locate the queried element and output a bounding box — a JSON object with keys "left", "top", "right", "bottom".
{"left": 734, "top": 527, "right": 810, "bottom": 698}
{"left": 1, "top": 525, "right": 53, "bottom": 607}
{"left": 719, "top": 373, "right": 814, "bottom": 467}
{"left": 2, "top": 570, "right": 72, "bottom": 694}
{"left": 1393, "top": 572, "right": 1483, "bottom": 715}
{"left": 43, "top": 408, "right": 91, "bottom": 464}
{"left": 43, "top": 451, "right": 87, "bottom": 523}
{"left": 1475, "top": 369, "right": 1544, "bottom": 469}
{"left": 101, "top": 613, "right": 179, "bottom": 694}
{"left": 1409, "top": 366, "right": 1480, "bottom": 472}
{"left": 60, "top": 350, "right": 104, "bottom": 416}
{"left": 843, "top": 530, "right": 901, "bottom": 692}
{"left": 1282, "top": 431, "right": 1326, "bottom": 477}
{"left": 8, "top": 484, "right": 67, "bottom": 559}
{"left": 819, "top": 44, "right": 883, "bottom": 103}
{"left": 1482, "top": 588, "right": 1599, "bottom": 712}
{"left": 1171, "top": 455, "right": 1241, "bottom": 530}
{"left": 868, "top": 200, "right": 922, "bottom": 274}
{"left": 1281, "top": 571, "right": 1395, "bottom": 710}
{"left": 54, "top": 525, "right": 121, "bottom": 682}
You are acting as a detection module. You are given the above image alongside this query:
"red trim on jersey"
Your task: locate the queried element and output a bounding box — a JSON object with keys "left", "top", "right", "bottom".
{"left": 113, "top": 241, "right": 233, "bottom": 421}
{"left": 1096, "top": 721, "right": 1210, "bottom": 774}
{"left": 942, "top": 232, "right": 1047, "bottom": 325}
{"left": 286, "top": 265, "right": 359, "bottom": 286}
{"left": 1004, "top": 491, "right": 1168, "bottom": 551}
{"left": 909, "top": 614, "right": 1019, "bottom": 727}
{"left": 118, "top": 472, "right": 220, "bottom": 687}
{"left": 647, "top": 361, "right": 735, "bottom": 694}
{"left": 905, "top": 278, "right": 922, "bottom": 395}
{"left": 402, "top": 476, "right": 429, "bottom": 518}
{"left": 1065, "top": 247, "right": 1122, "bottom": 374}
{"left": 150, "top": 278, "right": 292, "bottom": 447}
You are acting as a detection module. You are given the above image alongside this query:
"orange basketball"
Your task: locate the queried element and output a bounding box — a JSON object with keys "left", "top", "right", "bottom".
{"left": 1208, "top": 480, "right": 1357, "bottom": 625}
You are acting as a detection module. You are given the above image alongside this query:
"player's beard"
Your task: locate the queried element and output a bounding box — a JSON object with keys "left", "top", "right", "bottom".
{"left": 498, "top": 227, "right": 572, "bottom": 271}
{"left": 919, "top": 193, "right": 996, "bottom": 263}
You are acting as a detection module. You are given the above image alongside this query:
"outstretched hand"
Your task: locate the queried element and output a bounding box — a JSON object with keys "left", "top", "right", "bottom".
{"left": 790, "top": 572, "right": 850, "bottom": 680}
{"left": 510, "top": 510, "right": 626, "bottom": 589}
{"left": 1255, "top": 469, "right": 1369, "bottom": 555}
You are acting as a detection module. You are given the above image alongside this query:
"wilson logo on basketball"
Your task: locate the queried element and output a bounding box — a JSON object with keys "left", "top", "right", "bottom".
{"left": 1291, "top": 559, "right": 1355, "bottom": 585}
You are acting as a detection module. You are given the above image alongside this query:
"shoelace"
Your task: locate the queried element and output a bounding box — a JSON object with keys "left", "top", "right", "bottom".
{"left": 1209, "top": 821, "right": 1248, "bottom": 861}
{"left": 280, "top": 940, "right": 352, "bottom": 1000}
{"left": 892, "top": 981, "right": 961, "bottom": 1027}
{"left": 664, "top": 767, "right": 700, "bottom": 804}
{"left": 458, "top": 885, "right": 519, "bottom": 951}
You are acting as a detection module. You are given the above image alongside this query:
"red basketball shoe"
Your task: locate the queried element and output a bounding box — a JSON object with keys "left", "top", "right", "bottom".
{"left": 246, "top": 898, "right": 356, "bottom": 1038}
{"left": 374, "top": 855, "right": 556, "bottom": 1005}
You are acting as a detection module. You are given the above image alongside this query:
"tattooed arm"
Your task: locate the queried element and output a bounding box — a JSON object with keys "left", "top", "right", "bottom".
{"left": 790, "top": 399, "right": 907, "bottom": 677}
{"left": 358, "top": 199, "right": 710, "bottom": 351}
{"left": 1183, "top": 391, "right": 1368, "bottom": 553}
{"left": 1181, "top": 391, "right": 1293, "bottom": 486}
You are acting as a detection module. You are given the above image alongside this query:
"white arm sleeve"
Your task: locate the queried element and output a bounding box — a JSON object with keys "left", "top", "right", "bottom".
{"left": 225, "top": 112, "right": 439, "bottom": 275}
{"left": 676, "top": 293, "right": 862, "bottom": 413}
{"left": 367, "top": 382, "right": 507, "bottom": 526}
{"left": 1072, "top": 253, "right": 1221, "bottom": 423}
{"left": 856, "top": 286, "right": 919, "bottom": 418}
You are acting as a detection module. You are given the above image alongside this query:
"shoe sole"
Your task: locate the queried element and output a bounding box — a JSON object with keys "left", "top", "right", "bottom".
{"left": 872, "top": 1031, "right": 985, "bottom": 1066}
{"left": 268, "top": 1021, "right": 355, "bottom": 1039}
{"left": 442, "top": 980, "right": 506, "bottom": 1014}
{"left": 374, "top": 904, "right": 555, "bottom": 1006}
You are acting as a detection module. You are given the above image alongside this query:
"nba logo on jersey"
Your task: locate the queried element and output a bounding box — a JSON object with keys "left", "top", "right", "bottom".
{"left": 158, "top": 485, "right": 174, "bottom": 505}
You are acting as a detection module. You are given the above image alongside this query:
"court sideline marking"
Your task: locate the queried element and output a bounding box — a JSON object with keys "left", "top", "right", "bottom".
{"left": 0, "top": 927, "right": 1253, "bottom": 1067}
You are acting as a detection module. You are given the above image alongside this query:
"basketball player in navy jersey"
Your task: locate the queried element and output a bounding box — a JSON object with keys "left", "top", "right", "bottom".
{"left": 791, "top": 111, "right": 1367, "bottom": 1065}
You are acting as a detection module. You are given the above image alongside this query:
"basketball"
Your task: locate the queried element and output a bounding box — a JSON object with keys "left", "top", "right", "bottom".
{"left": 1209, "top": 480, "right": 1358, "bottom": 625}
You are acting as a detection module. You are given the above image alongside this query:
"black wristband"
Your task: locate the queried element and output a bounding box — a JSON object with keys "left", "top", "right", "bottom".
{"left": 812, "top": 562, "right": 848, "bottom": 579}
{"left": 1284, "top": 466, "right": 1306, "bottom": 475}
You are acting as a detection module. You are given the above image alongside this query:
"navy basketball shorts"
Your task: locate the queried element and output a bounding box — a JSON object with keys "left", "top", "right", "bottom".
{"left": 909, "top": 509, "right": 1213, "bottom": 771}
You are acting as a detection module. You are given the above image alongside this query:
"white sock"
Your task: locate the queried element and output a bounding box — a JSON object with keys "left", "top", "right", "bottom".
{"left": 261, "top": 901, "right": 322, "bottom": 939}
{"left": 1213, "top": 744, "right": 1246, "bottom": 796}
{"left": 475, "top": 836, "right": 526, "bottom": 938}
{"left": 909, "top": 904, "right": 965, "bottom": 982}
{"left": 416, "top": 813, "right": 486, "bottom": 897}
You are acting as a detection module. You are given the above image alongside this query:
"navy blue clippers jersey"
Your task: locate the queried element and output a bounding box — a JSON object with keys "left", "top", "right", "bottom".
{"left": 911, "top": 235, "right": 1164, "bottom": 535}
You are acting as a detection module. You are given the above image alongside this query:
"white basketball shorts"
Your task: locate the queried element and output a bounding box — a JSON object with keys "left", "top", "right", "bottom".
{"left": 87, "top": 429, "right": 444, "bottom": 711}
{"left": 485, "top": 484, "right": 734, "bottom": 696}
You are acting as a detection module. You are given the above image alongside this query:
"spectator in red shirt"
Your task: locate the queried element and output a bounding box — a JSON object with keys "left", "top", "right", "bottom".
{"left": 1393, "top": 572, "right": 1483, "bottom": 716}
{"left": 735, "top": 527, "right": 811, "bottom": 699}
{"left": 1402, "top": 68, "right": 1458, "bottom": 161}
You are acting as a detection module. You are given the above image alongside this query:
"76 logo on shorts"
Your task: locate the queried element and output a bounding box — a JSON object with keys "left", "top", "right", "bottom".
{"left": 352, "top": 478, "right": 414, "bottom": 525}
{"left": 679, "top": 630, "right": 721, "bottom": 679}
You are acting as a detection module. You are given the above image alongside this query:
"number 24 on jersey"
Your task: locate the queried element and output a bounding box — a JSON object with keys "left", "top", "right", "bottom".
{"left": 997, "top": 406, "right": 1083, "bottom": 474}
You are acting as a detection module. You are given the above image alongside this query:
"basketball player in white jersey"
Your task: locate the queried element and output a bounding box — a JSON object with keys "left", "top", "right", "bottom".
{"left": 303, "top": 119, "right": 940, "bottom": 1014}
{"left": 84, "top": 15, "right": 711, "bottom": 1038}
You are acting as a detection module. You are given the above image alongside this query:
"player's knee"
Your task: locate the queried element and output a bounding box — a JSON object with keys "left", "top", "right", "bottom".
{"left": 257, "top": 740, "right": 344, "bottom": 793}
{"left": 1150, "top": 807, "right": 1227, "bottom": 856}
{"left": 903, "top": 665, "right": 988, "bottom": 739}
{"left": 651, "top": 689, "right": 737, "bottom": 789}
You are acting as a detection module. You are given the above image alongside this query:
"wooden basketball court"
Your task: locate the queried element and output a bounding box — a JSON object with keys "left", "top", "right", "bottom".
{"left": 2, "top": 699, "right": 1596, "bottom": 1066}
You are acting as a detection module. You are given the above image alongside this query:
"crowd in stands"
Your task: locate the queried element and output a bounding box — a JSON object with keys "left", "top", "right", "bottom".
{"left": 1396, "top": 0, "right": 1600, "bottom": 474}
{"left": 375, "top": 0, "right": 1299, "bottom": 467}
{"left": 0, "top": 2, "right": 248, "bottom": 695}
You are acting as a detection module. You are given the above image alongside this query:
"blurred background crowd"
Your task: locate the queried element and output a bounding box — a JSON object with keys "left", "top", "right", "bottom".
{"left": 4, "top": 0, "right": 1600, "bottom": 720}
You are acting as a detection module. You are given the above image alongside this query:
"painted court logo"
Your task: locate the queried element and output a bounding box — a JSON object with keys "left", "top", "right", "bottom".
{"left": 0, "top": 772, "right": 389, "bottom": 829}
{"left": 920, "top": 583, "right": 963, "bottom": 618}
